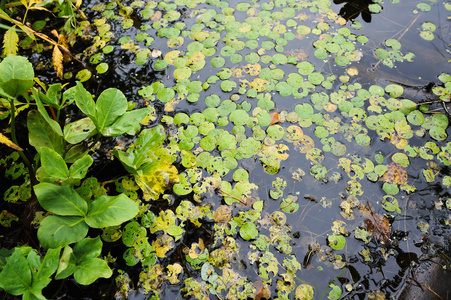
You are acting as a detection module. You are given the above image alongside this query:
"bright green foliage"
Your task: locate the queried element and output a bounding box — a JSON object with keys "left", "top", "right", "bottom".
{"left": 74, "top": 82, "right": 150, "bottom": 136}
{"left": 0, "top": 54, "right": 34, "bottom": 98}
{"left": 55, "top": 237, "right": 113, "bottom": 285}
{"left": 327, "top": 235, "right": 346, "bottom": 250}
{"left": 35, "top": 182, "right": 138, "bottom": 249}
{"left": 0, "top": 246, "right": 60, "bottom": 299}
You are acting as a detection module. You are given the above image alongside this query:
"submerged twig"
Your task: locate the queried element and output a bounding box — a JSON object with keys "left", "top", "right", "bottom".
{"left": 407, "top": 277, "right": 443, "bottom": 300}
{"left": 372, "top": 13, "right": 421, "bottom": 71}
{"left": 219, "top": 189, "right": 246, "bottom": 205}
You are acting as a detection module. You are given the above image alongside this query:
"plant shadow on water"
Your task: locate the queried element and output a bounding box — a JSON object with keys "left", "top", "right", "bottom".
{"left": 0, "top": 0, "right": 451, "bottom": 299}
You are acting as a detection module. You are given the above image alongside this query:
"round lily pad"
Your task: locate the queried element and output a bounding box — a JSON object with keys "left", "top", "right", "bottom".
{"left": 298, "top": 61, "right": 314, "bottom": 75}
{"left": 328, "top": 234, "right": 346, "bottom": 250}
{"left": 383, "top": 182, "right": 399, "bottom": 195}
{"left": 211, "top": 56, "right": 226, "bottom": 68}
{"left": 331, "top": 141, "right": 346, "bottom": 156}
{"left": 392, "top": 153, "right": 409, "bottom": 167}
{"left": 96, "top": 63, "right": 109, "bottom": 74}
{"left": 233, "top": 168, "right": 249, "bottom": 182}
{"left": 229, "top": 109, "right": 249, "bottom": 126}
{"left": 174, "top": 67, "right": 192, "bottom": 80}
{"left": 308, "top": 73, "right": 325, "bottom": 85}
{"left": 240, "top": 222, "right": 258, "bottom": 240}
{"left": 385, "top": 84, "right": 404, "bottom": 98}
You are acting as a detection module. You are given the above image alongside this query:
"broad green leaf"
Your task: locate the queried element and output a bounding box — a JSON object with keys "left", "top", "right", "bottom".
{"left": 113, "top": 125, "right": 166, "bottom": 173}
{"left": 95, "top": 88, "right": 127, "bottom": 133}
{"left": 69, "top": 155, "right": 93, "bottom": 179}
{"left": 64, "top": 117, "right": 97, "bottom": 144}
{"left": 40, "top": 147, "right": 69, "bottom": 180}
{"left": 28, "top": 111, "right": 64, "bottom": 155}
{"left": 0, "top": 250, "right": 31, "bottom": 295}
{"left": 35, "top": 247, "right": 60, "bottom": 281}
{"left": 101, "top": 107, "right": 150, "bottom": 136}
{"left": 28, "top": 248, "right": 61, "bottom": 296}
{"left": 73, "top": 258, "right": 112, "bottom": 285}
{"left": 72, "top": 237, "right": 102, "bottom": 263}
{"left": 85, "top": 194, "right": 139, "bottom": 228}
{"left": 32, "top": 88, "right": 63, "bottom": 136}
{"left": 74, "top": 81, "right": 96, "bottom": 120}
{"left": 64, "top": 144, "right": 89, "bottom": 164}
{"left": 111, "top": 149, "right": 137, "bottom": 174}
{"left": 0, "top": 54, "right": 34, "bottom": 97}
{"left": 35, "top": 183, "right": 88, "bottom": 216}
{"left": 37, "top": 216, "right": 88, "bottom": 249}
{"left": 24, "top": 288, "right": 46, "bottom": 300}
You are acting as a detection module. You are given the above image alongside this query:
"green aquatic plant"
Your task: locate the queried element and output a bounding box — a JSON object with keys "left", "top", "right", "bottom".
{"left": 0, "top": 54, "right": 156, "bottom": 298}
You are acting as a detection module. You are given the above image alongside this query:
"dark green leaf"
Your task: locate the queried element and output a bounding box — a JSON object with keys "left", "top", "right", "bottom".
{"left": 35, "top": 183, "right": 88, "bottom": 216}
{"left": 72, "top": 237, "right": 102, "bottom": 263}
{"left": 69, "top": 156, "right": 93, "bottom": 180}
{"left": 73, "top": 258, "right": 112, "bottom": 285}
{"left": 74, "top": 82, "right": 96, "bottom": 120}
{"left": 40, "top": 147, "right": 69, "bottom": 180}
{"left": 64, "top": 117, "right": 97, "bottom": 144}
{"left": 101, "top": 108, "right": 150, "bottom": 136}
{"left": 37, "top": 216, "right": 88, "bottom": 249}
{"left": 0, "top": 250, "right": 31, "bottom": 295}
{"left": 32, "top": 88, "right": 63, "bottom": 136}
{"left": 27, "top": 110, "right": 64, "bottom": 155}
{"left": 85, "top": 194, "right": 138, "bottom": 228}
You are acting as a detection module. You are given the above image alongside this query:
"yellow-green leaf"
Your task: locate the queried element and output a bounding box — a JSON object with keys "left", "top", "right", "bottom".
{"left": 2, "top": 28, "right": 19, "bottom": 56}
{"left": 0, "top": 132, "right": 22, "bottom": 151}
{"left": 53, "top": 45, "right": 64, "bottom": 79}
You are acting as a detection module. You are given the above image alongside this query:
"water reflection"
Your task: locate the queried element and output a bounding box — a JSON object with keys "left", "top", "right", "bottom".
{"left": 333, "top": 0, "right": 376, "bottom": 22}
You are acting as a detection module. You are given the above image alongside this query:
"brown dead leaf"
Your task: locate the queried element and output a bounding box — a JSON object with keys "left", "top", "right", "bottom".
{"left": 151, "top": 11, "right": 162, "bottom": 22}
{"left": 254, "top": 279, "right": 271, "bottom": 300}
{"left": 213, "top": 205, "right": 232, "bottom": 223}
{"left": 151, "top": 49, "right": 162, "bottom": 58}
{"left": 380, "top": 163, "right": 408, "bottom": 185}
{"left": 269, "top": 112, "right": 280, "bottom": 126}
{"left": 362, "top": 202, "right": 391, "bottom": 244}
{"left": 58, "top": 35, "right": 71, "bottom": 62}
{"left": 284, "top": 48, "right": 308, "bottom": 61}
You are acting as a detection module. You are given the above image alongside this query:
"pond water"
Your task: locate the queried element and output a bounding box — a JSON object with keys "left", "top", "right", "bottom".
{"left": 2, "top": 0, "right": 451, "bottom": 299}
{"left": 72, "top": 0, "right": 451, "bottom": 299}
